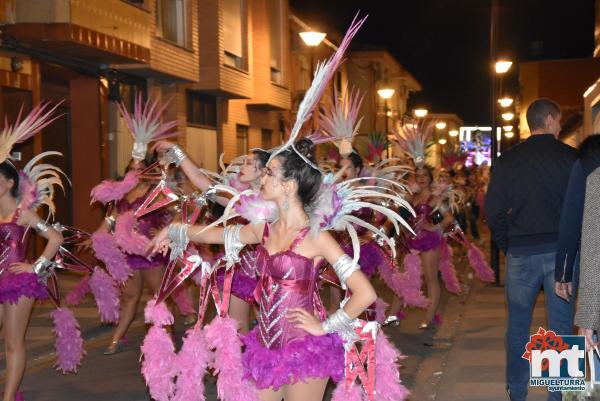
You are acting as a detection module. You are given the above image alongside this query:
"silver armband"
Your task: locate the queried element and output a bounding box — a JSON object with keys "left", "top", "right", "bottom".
{"left": 164, "top": 145, "right": 188, "bottom": 167}
{"left": 34, "top": 221, "right": 50, "bottom": 234}
{"left": 321, "top": 308, "right": 359, "bottom": 350}
{"left": 223, "top": 224, "right": 244, "bottom": 267}
{"left": 105, "top": 216, "right": 116, "bottom": 232}
{"left": 332, "top": 254, "right": 360, "bottom": 290}
{"left": 32, "top": 256, "right": 55, "bottom": 283}
{"left": 168, "top": 223, "right": 190, "bottom": 261}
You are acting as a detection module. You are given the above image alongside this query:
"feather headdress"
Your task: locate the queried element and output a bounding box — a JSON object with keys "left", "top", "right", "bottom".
{"left": 0, "top": 101, "right": 63, "bottom": 164}
{"left": 363, "top": 132, "right": 388, "bottom": 164}
{"left": 18, "top": 151, "right": 69, "bottom": 217}
{"left": 118, "top": 93, "right": 179, "bottom": 161}
{"left": 392, "top": 121, "right": 434, "bottom": 168}
{"left": 312, "top": 85, "right": 364, "bottom": 157}
{"left": 270, "top": 13, "right": 367, "bottom": 170}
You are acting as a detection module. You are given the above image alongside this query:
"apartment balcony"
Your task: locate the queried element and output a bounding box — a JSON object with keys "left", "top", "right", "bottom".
{"left": 2, "top": 0, "right": 151, "bottom": 64}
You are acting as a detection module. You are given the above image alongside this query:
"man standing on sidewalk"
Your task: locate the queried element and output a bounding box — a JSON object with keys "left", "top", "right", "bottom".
{"left": 485, "top": 98, "right": 576, "bottom": 401}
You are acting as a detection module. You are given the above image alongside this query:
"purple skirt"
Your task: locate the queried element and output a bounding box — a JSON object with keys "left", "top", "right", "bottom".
{"left": 126, "top": 254, "right": 167, "bottom": 271}
{"left": 242, "top": 328, "right": 344, "bottom": 390}
{"left": 216, "top": 268, "right": 257, "bottom": 304}
{"left": 406, "top": 229, "right": 443, "bottom": 252}
{"left": 0, "top": 270, "right": 48, "bottom": 304}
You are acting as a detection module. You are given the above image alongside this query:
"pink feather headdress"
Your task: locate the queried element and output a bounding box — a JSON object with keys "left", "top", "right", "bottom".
{"left": 118, "top": 93, "right": 179, "bottom": 161}
{"left": 312, "top": 85, "right": 364, "bottom": 157}
{"left": 0, "top": 101, "right": 62, "bottom": 164}
{"left": 392, "top": 121, "right": 434, "bottom": 168}
{"left": 270, "top": 13, "right": 367, "bottom": 170}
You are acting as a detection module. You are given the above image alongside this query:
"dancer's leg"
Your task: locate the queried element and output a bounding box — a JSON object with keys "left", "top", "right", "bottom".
{"left": 285, "top": 378, "right": 329, "bottom": 401}
{"left": 422, "top": 249, "right": 441, "bottom": 324}
{"left": 3, "top": 297, "right": 35, "bottom": 401}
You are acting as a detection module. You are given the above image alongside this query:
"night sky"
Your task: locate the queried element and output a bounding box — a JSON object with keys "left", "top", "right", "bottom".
{"left": 290, "top": 0, "right": 596, "bottom": 125}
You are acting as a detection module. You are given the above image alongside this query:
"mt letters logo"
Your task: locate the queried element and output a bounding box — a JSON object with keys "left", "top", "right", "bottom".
{"left": 522, "top": 327, "right": 586, "bottom": 392}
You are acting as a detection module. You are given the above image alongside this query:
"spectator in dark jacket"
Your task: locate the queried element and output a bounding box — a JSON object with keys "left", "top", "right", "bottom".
{"left": 485, "top": 98, "right": 576, "bottom": 401}
{"left": 555, "top": 134, "right": 600, "bottom": 300}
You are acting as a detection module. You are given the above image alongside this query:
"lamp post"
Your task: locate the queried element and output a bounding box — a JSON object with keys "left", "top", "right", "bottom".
{"left": 378, "top": 88, "right": 395, "bottom": 158}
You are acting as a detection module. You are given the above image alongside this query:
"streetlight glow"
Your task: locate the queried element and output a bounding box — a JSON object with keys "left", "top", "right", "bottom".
{"left": 503, "top": 125, "right": 513, "bottom": 132}
{"left": 414, "top": 109, "right": 428, "bottom": 118}
{"left": 501, "top": 112, "right": 514, "bottom": 121}
{"left": 495, "top": 60, "right": 513, "bottom": 74}
{"left": 498, "top": 97, "right": 514, "bottom": 107}
{"left": 449, "top": 129, "right": 458, "bottom": 137}
{"left": 505, "top": 131, "right": 514, "bottom": 138}
{"left": 377, "top": 88, "right": 395, "bottom": 99}
{"left": 438, "top": 138, "right": 447, "bottom": 145}
{"left": 435, "top": 122, "right": 447, "bottom": 130}
{"left": 299, "top": 31, "right": 326, "bottom": 47}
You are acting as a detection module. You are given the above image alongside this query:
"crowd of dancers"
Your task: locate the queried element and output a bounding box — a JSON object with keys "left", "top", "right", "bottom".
{"left": 0, "top": 14, "right": 493, "bottom": 401}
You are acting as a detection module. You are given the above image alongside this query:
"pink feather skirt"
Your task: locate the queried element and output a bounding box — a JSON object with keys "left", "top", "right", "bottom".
{"left": 0, "top": 270, "right": 48, "bottom": 303}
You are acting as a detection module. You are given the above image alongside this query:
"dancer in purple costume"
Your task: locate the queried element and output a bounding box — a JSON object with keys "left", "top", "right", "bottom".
{"left": 156, "top": 139, "right": 270, "bottom": 333}
{"left": 406, "top": 165, "right": 454, "bottom": 328}
{"left": 0, "top": 162, "right": 63, "bottom": 401}
{"left": 101, "top": 158, "right": 174, "bottom": 354}
{"left": 152, "top": 139, "right": 377, "bottom": 400}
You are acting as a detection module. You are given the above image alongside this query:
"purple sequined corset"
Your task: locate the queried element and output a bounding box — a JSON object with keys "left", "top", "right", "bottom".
{"left": 254, "top": 225, "right": 321, "bottom": 350}
{"left": 406, "top": 203, "right": 442, "bottom": 251}
{"left": 116, "top": 195, "right": 171, "bottom": 238}
{"left": 0, "top": 221, "right": 27, "bottom": 267}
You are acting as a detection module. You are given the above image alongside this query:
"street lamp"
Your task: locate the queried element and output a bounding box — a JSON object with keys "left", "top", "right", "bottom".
{"left": 378, "top": 88, "right": 395, "bottom": 158}
{"left": 501, "top": 112, "right": 514, "bottom": 121}
{"left": 438, "top": 138, "right": 447, "bottom": 145}
{"left": 299, "top": 31, "right": 326, "bottom": 47}
{"left": 449, "top": 129, "right": 458, "bottom": 137}
{"left": 377, "top": 88, "right": 395, "bottom": 100}
{"left": 435, "top": 121, "right": 447, "bottom": 130}
{"left": 503, "top": 125, "right": 513, "bottom": 131}
{"left": 498, "top": 97, "right": 514, "bottom": 107}
{"left": 505, "top": 131, "right": 514, "bottom": 138}
{"left": 414, "top": 108, "right": 428, "bottom": 118}
{"left": 495, "top": 60, "right": 512, "bottom": 74}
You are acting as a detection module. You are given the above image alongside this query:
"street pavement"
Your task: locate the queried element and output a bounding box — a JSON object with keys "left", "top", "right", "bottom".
{"left": 0, "top": 236, "right": 584, "bottom": 401}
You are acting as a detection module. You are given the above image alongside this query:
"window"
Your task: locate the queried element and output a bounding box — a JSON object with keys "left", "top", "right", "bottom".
{"left": 156, "top": 0, "right": 189, "bottom": 48}
{"left": 268, "top": 0, "right": 283, "bottom": 84}
{"left": 236, "top": 125, "right": 249, "bottom": 155}
{"left": 223, "top": 0, "right": 247, "bottom": 70}
{"left": 187, "top": 92, "right": 217, "bottom": 128}
{"left": 261, "top": 129, "right": 273, "bottom": 149}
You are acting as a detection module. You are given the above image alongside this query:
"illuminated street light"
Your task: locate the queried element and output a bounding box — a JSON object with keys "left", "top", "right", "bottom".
{"left": 377, "top": 88, "right": 395, "bottom": 99}
{"left": 435, "top": 122, "right": 447, "bottom": 130}
{"left": 449, "top": 129, "right": 458, "bottom": 137}
{"left": 299, "top": 31, "right": 326, "bottom": 47}
{"left": 503, "top": 125, "right": 513, "bottom": 132}
{"left": 495, "top": 60, "right": 513, "bottom": 74}
{"left": 505, "top": 131, "right": 514, "bottom": 138}
{"left": 414, "top": 109, "right": 428, "bottom": 118}
{"left": 498, "top": 97, "right": 514, "bottom": 108}
{"left": 501, "top": 112, "right": 514, "bottom": 121}
{"left": 438, "top": 138, "right": 447, "bottom": 145}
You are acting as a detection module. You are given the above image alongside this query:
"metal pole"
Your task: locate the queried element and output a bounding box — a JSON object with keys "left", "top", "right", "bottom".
{"left": 490, "top": 0, "right": 501, "bottom": 286}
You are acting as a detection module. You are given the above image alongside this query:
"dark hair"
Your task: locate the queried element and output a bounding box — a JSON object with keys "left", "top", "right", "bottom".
{"left": 343, "top": 151, "right": 363, "bottom": 173}
{"left": 417, "top": 164, "right": 434, "bottom": 183}
{"left": 277, "top": 138, "right": 322, "bottom": 206}
{"left": 0, "top": 162, "right": 20, "bottom": 198}
{"left": 526, "top": 98, "right": 561, "bottom": 132}
{"left": 251, "top": 149, "right": 271, "bottom": 169}
{"left": 578, "top": 134, "right": 600, "bottom": 158}
{"left": 125, "top": 157, "right": 151, "bottom": 175}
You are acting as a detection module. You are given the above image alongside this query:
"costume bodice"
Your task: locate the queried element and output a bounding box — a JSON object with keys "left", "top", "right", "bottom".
{"left": 0, "top": 208, "right": 27, "bottom": 267}
{"left": 254, "top": 223, "right": 323, "bottom": 350}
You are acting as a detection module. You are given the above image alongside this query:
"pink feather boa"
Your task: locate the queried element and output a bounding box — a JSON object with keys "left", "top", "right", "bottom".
{"left": 467, "top": 243, "right": 495, "bottom": 282}
{"left": 173, "top": 328, "right": 211, "bottom": 401}
{"left": 331, "top": 383, "right": 366, "bottom": 401}
{"left": 394, "top": 251, "right": 429, "bottom": 308}
{"left": 65, "top": 275, "right": 91, "bottom": 306}
{"left": 375, "top": 331, "right": 410, "bottom": 401}
{"left": 51, "top": 307, "right": 85, "bottom": 374}
{"left": 439, "top": 239, "right": 461, "bottom": 294}
{"left": 375, "top": 250, "right": 408, "bottom": 302}
{"left": 114, "top": 211, "right": 150, "bottom": 256}
{"left": 89, "top": 267, "right": 120, "bottom": 323}
{"left": 90, "top": 171, "right": 139, "bottom": 205}
{"left": 234, "top": 193, "right": 277, "bottom": 223}
{"left": 204, "top": 316, "right": 259, "bottom": 401}
{"left": 374, "top": 298, "right": 389, "bottom": 324}
{"left": 172, "top": 286, "right": 196, "bottom": 316}
{"left": 91, "top": 231, "right": 132, "bottom": 284}
{"left": 141, "top": 299, "right": 177, "bottom": 401}
{"left": 17, "top": 172, "right": 37, "bottom": 211}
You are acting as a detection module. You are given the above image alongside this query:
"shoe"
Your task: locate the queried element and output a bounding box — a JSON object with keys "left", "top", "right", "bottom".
{"left": 183, "top": 315, "right": 197, "bottom": 326}
{"left": 103, "top": 338, "right": 127, "bottom": 355}
{"left": 418, "top": 322, "right": 431, "bottom": 330}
